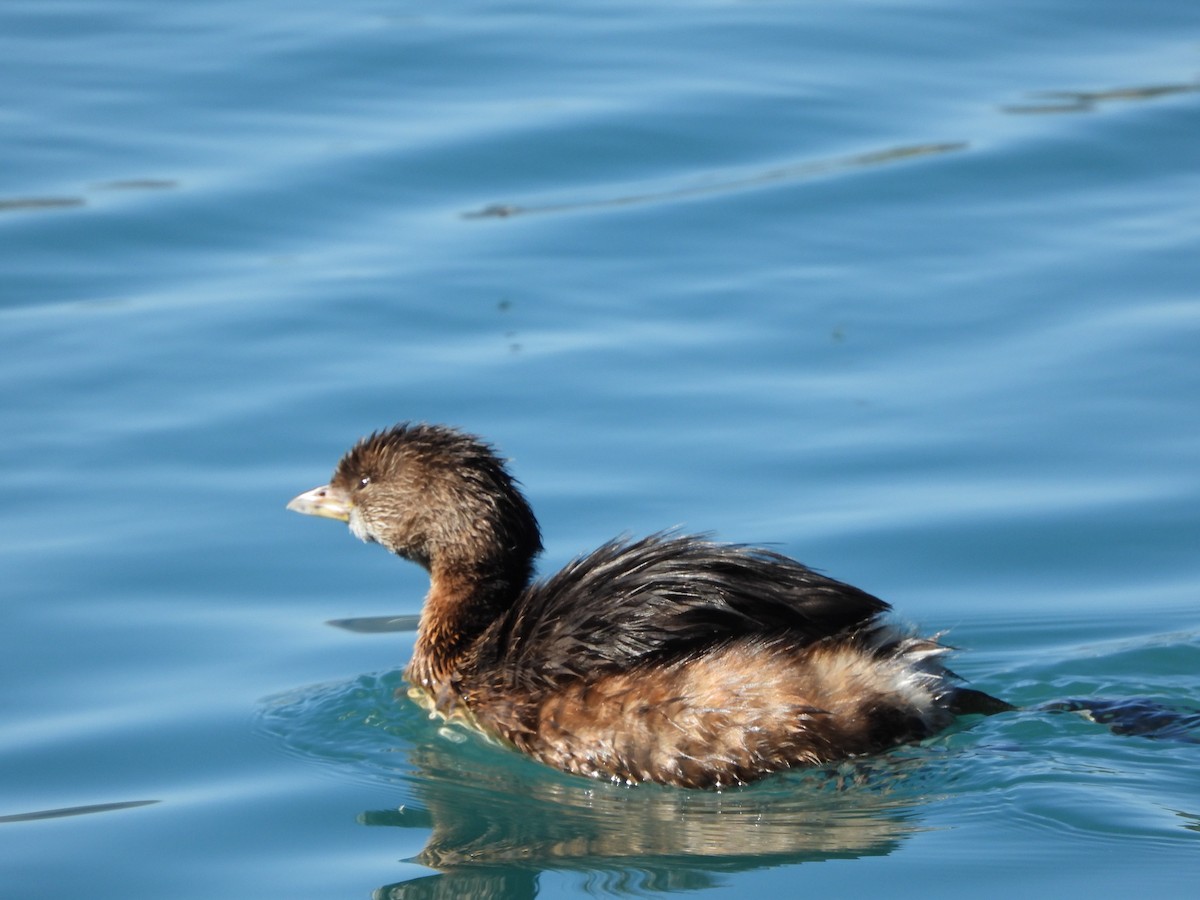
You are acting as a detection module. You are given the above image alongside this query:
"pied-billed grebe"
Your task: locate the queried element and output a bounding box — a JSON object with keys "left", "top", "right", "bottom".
{"left": 288, "top": 423, "right": 1008, "bottom": 789}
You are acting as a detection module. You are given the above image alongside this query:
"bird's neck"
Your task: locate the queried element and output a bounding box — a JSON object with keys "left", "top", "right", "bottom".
{"left": 405, "top": 555, "right": 529, "bottom": 694}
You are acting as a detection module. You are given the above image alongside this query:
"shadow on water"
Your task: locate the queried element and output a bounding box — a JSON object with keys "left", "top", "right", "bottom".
{"left": 0, "top": 178, "right": 177, "bottom": 216}
{"left": 0, "top": 799, "right": 160, "bottom": 825}
{"left": 461, "top": 141, "right": 967, "bottom": 221}
{"left": 1002, "top": 78, "right": 1200, "bottom": 114}
{"left": 460, "top": 69, "right": 1200, "bottom": 224}
{"left": 328, "top": 615, "right": 424, "bottom": 634}
{"left": 259, "top": 670, "right": 946, "bottom": 899}
{"left": 1041, "top": 698, "right": 1200, "bottom": 743}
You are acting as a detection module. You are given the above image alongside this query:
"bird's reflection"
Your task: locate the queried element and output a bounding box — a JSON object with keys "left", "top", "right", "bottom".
{"left": 363, "top": 741, "right": 933, "bottom": 899}
{"left": 261, "top": 668, "right": 950, "bottom": 899}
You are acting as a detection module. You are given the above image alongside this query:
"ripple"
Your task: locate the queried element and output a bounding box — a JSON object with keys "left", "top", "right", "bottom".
{"left": 257, "top": 670, "right": 955, "bottom": 878}
{"left": 257, "top": 618, "right": 1200, "bottom": 885}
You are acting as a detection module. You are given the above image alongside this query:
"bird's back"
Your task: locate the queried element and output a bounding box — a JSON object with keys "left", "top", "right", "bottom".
{"left": 457, "top": 534, "right": 956, "bottom": 787}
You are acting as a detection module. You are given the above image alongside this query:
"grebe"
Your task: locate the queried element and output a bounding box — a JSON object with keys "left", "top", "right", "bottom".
{"left": 287, "top": 423, "right": 1007, "bottom": 789}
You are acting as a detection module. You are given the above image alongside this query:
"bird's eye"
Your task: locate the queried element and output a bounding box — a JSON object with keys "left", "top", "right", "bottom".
{"left": 358, "top": 475, "right": 371, "bottom": 490}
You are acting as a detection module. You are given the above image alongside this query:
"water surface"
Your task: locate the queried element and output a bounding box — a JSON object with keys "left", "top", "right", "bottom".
{"left": 2, "top": 1, "right": 1198, "bottom": 897}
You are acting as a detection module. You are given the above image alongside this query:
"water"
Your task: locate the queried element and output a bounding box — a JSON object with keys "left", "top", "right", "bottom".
{"left": 2, "top": 1, "right": 1199, "bottom": 897}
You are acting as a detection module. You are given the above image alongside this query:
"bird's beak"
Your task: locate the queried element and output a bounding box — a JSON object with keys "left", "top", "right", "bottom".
{"left": 286, "top": 484, "right": 353, "bottom": 522}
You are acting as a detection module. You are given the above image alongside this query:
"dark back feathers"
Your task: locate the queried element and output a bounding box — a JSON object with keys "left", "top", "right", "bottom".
{"left": 471, "top": 532, "right": 889, "bottom": 690}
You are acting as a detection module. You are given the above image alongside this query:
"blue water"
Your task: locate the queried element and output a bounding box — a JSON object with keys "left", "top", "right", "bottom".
{"left": 3, "top": 1, "right": 1199, "bottom": 897}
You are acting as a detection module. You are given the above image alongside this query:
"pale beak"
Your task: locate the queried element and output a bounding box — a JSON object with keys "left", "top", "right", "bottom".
{"left": 286, "top": 483, "right": 353, "bottom": 523}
